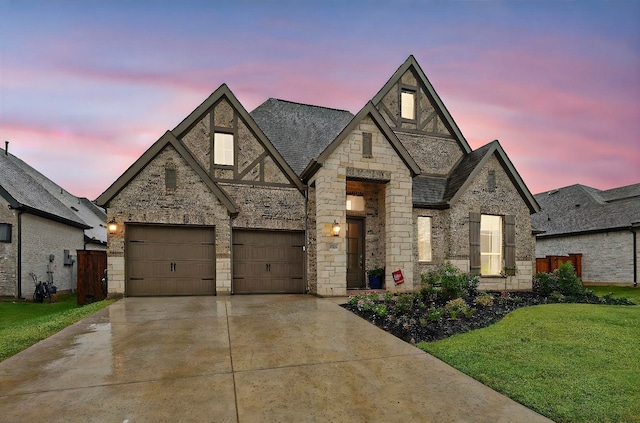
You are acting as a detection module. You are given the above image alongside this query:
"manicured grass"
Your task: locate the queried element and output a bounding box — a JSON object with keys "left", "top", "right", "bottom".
{"left": 418, "top": 303, "right": 640, "bottom": 423}
{"left": 588, "top": 285, "right": 640, "bottom": 302}
{"left": 0, "top": 294, "right": 115, "bottom": 362}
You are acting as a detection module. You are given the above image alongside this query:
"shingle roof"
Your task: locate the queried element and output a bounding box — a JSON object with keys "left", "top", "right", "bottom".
{"left": 442, "top": 142, "right": 494, "bottom": 202}
{"left": 532, "top": 183, "right": 640, "bottom": 237}
{"left": 250, "top": 98, "right": 354, "bottom": 175}
{"left": 0, "top": 151, "right": 91, "bottom": 229}
{"left": 412, "top": 176, "right": 448, "bottom": 206}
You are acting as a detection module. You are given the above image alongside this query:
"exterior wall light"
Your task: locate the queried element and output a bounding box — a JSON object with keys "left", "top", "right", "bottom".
{"left": 108, "top": 221, "right": 118, "bottom": 234}
{"left": 332, "top": 220, "right": 341, "bottom": 237}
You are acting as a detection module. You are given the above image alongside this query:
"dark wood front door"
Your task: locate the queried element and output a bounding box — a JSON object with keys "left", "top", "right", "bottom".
{"left": 346, "top": 218, "right": 365, "bottom": 289}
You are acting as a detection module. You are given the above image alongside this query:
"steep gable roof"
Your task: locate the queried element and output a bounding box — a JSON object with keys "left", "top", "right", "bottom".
{"left": 174, "top": 85, "right": 304, "bottom": 191}
{"left": 412, "top": 140, "right": 540, "bottom": 214}
{"left": 95, "top": 131, "right": 238, "bottom": 215}
{"left": 371, "top": 55, "right": 472, "bottom": 154}
{"left": 300, "top": 102, "right": 421, "bottom": 181}
{"left": 532, "top": 183, "right": 640, "bottom": 237}
{"left": 0, "top": 150, "right": 90, "bottom": 229}
{"left": 251, "top": 98, "right": 354, "bottom": 176}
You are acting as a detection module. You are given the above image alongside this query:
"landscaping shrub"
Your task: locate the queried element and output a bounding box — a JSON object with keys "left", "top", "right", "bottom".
{"left": 533, "top": 262, "right": 585, "bottom": 297}
{"left": 394, "top": 294, "right": 414, "bottom": 314}
{"left": 421, "top": 262, "right": 478, "bottom": 300}
{"left": 445, "top": 298, "right": 474, "bottom": 320}
{"left": 475, "top": 293, "right": 494, "bottom": 308}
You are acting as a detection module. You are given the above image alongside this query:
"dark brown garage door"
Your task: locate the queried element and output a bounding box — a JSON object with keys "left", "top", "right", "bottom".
{"left": 233, "top": 230, "right": 305, "bottom": 294}
{"left": 127, "top": 225, "right": 215, "bottom": 296}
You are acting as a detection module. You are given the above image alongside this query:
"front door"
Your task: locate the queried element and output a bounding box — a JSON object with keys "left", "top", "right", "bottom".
{"left": 346, "top": 218, "right": 365, "bottom": 289}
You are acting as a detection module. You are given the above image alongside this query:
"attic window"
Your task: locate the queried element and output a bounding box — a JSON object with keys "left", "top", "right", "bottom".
{"left": 165, "top": 168, "right": 177, "bottom": 191}
{"left": 362, "top": 132, "right": 372, "bottom": 158}
{"left": 401, "top": 90, "right": 416, "bottom": 120}
{"left": 214, "top": 132, "right": 234, "bottom": 166}
{"left": 488, "top": 170, "right": 496, "bottom": 192}
{"left": 0, "top": 223, "right": 11, "bottom": 243}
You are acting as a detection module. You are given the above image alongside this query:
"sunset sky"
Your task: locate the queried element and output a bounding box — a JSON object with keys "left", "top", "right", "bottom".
{"left": 1, "top": 0, "right": 639, "bottom": 200}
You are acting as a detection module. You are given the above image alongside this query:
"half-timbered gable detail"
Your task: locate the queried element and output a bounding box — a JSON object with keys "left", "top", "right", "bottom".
{"left": 173, "top": 85, "right": 303, "bottom": 190}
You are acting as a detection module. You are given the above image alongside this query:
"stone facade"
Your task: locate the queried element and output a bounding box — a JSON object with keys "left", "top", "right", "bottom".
{"left": 536, "top": 231, "right": 638, "bottom": 284}
{"left": 104, "top": 90, "right": 305, "bottom": 295}
{"left": 100, "top": 57, "right": 539, "bottom": 297}
{"left": 106, "top": 145, "right": 232, "bottom": 294}
{"left": 413, "top": 154, "right": 536, "bottom": 291}
{"left": 310, "top": 115, "right": 413, "bottom": 296}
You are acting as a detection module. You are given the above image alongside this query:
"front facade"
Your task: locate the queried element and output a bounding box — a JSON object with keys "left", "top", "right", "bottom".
{"left": 533, "top": 183, "right": 640, "bottom": 286}
{"left": 97, "top": 56, "right": 540, "bottom": 297}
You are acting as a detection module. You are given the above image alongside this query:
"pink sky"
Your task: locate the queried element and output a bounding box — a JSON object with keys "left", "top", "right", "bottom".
{"left": 1, "top": 1, "right": 639, "bottom": 200}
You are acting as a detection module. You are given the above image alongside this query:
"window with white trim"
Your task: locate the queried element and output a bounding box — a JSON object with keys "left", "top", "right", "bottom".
{"left": 401, "top": 90, "right": 416, "bottom": 120}
{"left": 480, "top": 214, "right": 502, "bottom": 275}
{"left": 214, "top": 132, "right": 234, "bottom": 166}
{"left": 417, "top": 216, "right": 432, "bottom": 261}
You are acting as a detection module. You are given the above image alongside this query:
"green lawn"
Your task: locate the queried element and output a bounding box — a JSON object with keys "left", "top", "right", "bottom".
{"left": 419, "top": 291, "right": 640, "bottom": 423}
{"left": 0, "top": 294, "right": 115, "bottom": 362}
{"left": 588, "top": 285, "right": 640, "bottom": 302}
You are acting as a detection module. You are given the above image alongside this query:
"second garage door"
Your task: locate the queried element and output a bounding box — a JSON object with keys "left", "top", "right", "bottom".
{"left": 127, "top": 225, "right": 216, "bottom": 296}
{"left": 233, "top": 230, "right": 305, "bottom": 294}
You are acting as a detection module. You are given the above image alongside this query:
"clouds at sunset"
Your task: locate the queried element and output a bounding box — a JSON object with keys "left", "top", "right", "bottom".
{"left": 1, "top": 0, "right": 638, "bottom": 199}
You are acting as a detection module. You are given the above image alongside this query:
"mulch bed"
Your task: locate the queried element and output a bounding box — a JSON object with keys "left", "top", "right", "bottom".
{"left": 342, "top": 291, "right": 633, "bottom": 344}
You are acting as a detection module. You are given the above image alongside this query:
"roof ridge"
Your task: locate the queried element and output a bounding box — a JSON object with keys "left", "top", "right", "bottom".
{"left": 264, "top": 98, "right": 353, "bottom": 114}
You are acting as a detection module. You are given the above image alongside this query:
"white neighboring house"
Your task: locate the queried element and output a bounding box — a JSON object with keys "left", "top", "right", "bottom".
{"left": 532, "top": 183, "right": 640, "bottom": 286}
{"left": 0, "top": 143, "right": 107, "bottom": 298}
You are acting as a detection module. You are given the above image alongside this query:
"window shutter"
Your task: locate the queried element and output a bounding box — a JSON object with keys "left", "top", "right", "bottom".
{"left": 469, "top": 212, "right": 481, "bottom": 276}
{"left": 504, "top": 215, "right": 516, "bottom": 274}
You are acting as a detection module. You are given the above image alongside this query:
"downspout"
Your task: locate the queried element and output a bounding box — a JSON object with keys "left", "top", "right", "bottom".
{"left": 304, "top": 189, "right": 309, "bottom": 294}
{"left": 632, "top": 222, "right": 639, "bottom": 288}
{"left": 17, "top": 210, "right": 25, "bottom": 299}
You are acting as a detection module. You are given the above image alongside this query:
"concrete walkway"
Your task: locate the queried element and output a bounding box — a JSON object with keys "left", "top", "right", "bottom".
{"left": 0, "top": 295, "right": 552, "bottom": 422}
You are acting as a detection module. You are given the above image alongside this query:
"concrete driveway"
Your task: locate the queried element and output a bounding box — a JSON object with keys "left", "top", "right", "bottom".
{"left": 0, "top": 295, "right": 551, "bottom": 422}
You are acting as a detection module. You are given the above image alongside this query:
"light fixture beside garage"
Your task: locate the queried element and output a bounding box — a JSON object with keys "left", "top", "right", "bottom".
{"left": 332, "top": 220, "right": 341, "bottom": 237}
{"left": 108, "top": 220, "right": 118, "bottom": 234}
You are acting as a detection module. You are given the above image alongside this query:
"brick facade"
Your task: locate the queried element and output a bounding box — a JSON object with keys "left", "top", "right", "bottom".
{"left": 0, "top": 198, "right": 18, "bottom": 296}
{"left": 536, "top": 231, "right": 638, "bottom": 284}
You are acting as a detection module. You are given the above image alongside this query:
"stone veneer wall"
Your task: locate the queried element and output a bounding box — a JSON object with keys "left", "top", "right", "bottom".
{"left": 106, "top": 145, "right": 232, "bottom": 295}
{"left": 307, "top": 185, "right": 317, "bottom": 294}
{"left": 447, "top": 154, "right": 536, "bottom": 290}
{"left": 537, "top": 231, "right": 637, "bottom": 284}
{"left": 312, "top": 115, "right": 413, "bottom": 296}
{"left": 0, "top": 199, "right": 18, "bottom": 296}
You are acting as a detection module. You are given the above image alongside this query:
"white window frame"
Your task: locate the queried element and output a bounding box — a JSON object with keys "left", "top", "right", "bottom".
{"left": 346, "top": 195, "right": 365, "bottom": 212}
{"left": 213, "top": 132, "right": 234, "bottom": 166}
{"left": 417, "top": 216, "right": 432, "bottom": 262}
{"left": 480, "top": 214, "right": 503, "bottom": 275}
{"left": 401, "top": 90, "right": 416, "bottom": 120}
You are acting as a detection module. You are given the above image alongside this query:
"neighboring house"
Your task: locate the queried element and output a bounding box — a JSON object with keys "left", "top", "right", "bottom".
{"left": 96, "top": 55, "right": 540, "bottom": 297}
{"left": 0, "top": 144, "right": 107, "bottom": 298}
{"left": 532, "top": 183, "right": 640, "bottom": 286}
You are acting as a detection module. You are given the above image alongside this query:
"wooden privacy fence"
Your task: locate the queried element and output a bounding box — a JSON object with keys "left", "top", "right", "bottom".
{"left": 536, "top": 253, "right": 582, "bottom": 277}
{"left": 77, "top": 250, "right": 107, "bottom": 305}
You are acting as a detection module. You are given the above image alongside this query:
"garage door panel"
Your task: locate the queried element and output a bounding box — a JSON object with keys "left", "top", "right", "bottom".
{"left": 233, "top": 230, "right": 305, "bottom": 294}
{"left": 126, "top": 225, "right": 216, "bottom": 296}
